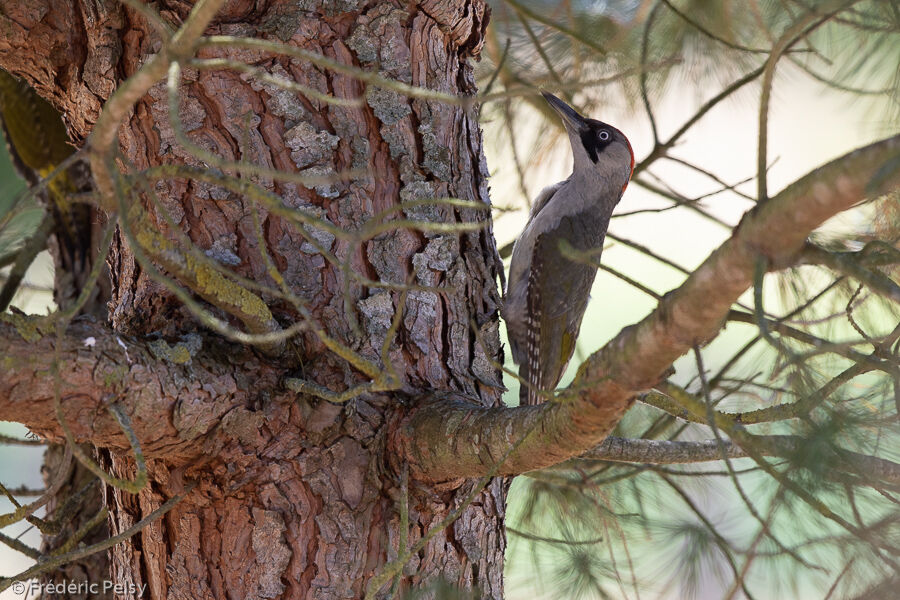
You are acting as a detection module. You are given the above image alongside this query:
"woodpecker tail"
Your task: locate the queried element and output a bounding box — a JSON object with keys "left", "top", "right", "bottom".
{"left": 520, "top": 262, "right": 545, "bottom": 406}
{"left": 519, "top": 374, "right": 543, "bottom": 406}
{"left": 518, "top": 347, "right": 543, "bottom": 406}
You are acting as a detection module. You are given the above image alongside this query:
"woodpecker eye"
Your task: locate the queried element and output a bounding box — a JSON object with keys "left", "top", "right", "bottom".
{"left": 598, "top": 130, "right": 610, "bottom": 141}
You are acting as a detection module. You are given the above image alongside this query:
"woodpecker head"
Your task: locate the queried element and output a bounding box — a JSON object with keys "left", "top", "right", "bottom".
{"left": 542, "top": 91, "right": 634, "bottom": 192}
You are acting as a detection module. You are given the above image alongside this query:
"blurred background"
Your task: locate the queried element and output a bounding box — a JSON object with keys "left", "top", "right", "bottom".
{"left": 2, "top": 0, "right": 899, "bottom": 598}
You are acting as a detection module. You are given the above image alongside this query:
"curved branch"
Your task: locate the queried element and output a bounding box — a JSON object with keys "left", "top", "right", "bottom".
{"left": 397, "top": 134, "right": 900, "bottom": 482}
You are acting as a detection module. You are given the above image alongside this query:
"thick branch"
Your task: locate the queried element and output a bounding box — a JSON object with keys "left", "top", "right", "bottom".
{"left": 0, "top": 319, "right": 283, "bottom": 462}
{"left": 398, "top": 134, "right": 900, "bottom": 482}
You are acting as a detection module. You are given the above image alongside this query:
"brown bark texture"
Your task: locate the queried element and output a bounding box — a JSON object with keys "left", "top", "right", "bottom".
{"left": 1, "top": 0, "right": 507, "bottom": 598}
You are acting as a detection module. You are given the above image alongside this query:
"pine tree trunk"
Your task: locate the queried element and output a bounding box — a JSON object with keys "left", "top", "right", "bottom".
{"left": 1, "top": 0, "right": 507, "bottom": 597}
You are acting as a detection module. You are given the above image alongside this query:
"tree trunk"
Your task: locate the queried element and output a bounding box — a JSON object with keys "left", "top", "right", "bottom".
{"left": 1, "top": 0, "right": 507, "bottom": 597}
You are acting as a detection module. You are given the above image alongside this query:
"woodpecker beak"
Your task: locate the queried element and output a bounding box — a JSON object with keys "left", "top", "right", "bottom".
{"left": 541, "top": 91, "right": 588, "bottom": 132}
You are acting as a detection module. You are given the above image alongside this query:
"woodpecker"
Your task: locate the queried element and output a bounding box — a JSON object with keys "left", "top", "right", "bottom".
{"left": 503, "top": 92, "right": 634, "bottom": 406}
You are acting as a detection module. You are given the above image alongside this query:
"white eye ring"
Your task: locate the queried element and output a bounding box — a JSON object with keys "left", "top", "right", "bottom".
{"left": 599, "top": 130, "right": 610, "bottom": 141}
